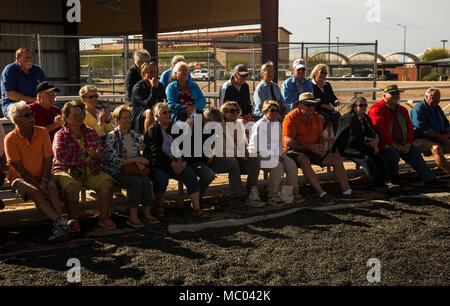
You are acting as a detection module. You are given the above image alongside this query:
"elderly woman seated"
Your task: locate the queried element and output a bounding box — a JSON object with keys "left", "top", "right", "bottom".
{"left": 144, "top": 102, "right": 209, "bottom": 218}
{"left": 332, "top": 96, "right": 399, "bottom": 189}
{"left": 166, "top": 61, "right": 206, "bottom": 122}
{"left": 79, "top": 85, "right": 115, "bottom": 139}
{"left": 103, "top": 105, "right": 159, "bottom": 228}
{"left": 52, "top": 100, "right": 116, "bottom": 232}
{"left": 248, "top": 100, "right": 305, "bottom": 206}
{"left": 220, "top": 101, "right": 263, "bottom": 208}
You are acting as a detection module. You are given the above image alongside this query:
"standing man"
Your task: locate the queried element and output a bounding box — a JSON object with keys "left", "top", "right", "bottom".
{"left": 124, "top": 49, "right": 150, "bottom": 103}
{"left": 1, "top": 48, "right": 46, "bottom": 118}
{"left": 281, "top": 59, "right": 314, "bottom": 111}
{"left": 283, "top": 93, "right": 353, "bottom": 203}
{"left": 410, "top": 88, "right": 450, "bottom": 175}
{"left": 29, "top": 81, "right": 62, "bottom": 142}
{"left": 368, "top": 85, "right": 445, "bottom": 187}
{"left": 160, "top": 55, "right": 191, "bottom": 88}
{"left": 5, "top": 101, "right": 74, "bottom": 241}
{"left": 219, "top": 64, "right": 253, "bottom": 121}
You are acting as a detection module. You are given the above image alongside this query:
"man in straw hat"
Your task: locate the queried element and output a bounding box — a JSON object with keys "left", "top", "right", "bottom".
{"left": 368, "top": 84, "right": 445, "bottom": 188}
{"left": 282, "top": 92, "right": 353, "bottom": 204}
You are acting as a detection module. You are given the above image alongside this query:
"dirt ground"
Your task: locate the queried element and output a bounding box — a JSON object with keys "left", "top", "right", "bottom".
{"left": 0, "top": 167, "right": 448, "bottom": 287}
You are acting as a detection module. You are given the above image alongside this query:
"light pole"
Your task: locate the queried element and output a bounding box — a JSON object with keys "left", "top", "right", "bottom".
{"left": 397, "top": 24, "right": 406, "bottom": 62}
{"left": 441, "top": 39, "right": 448, "bottom": 58}
{"left": 326, "top": 17, "right": 331, "bottom": 65}
{"left": 336, "top": 36, "right": 339, "bottom": 55}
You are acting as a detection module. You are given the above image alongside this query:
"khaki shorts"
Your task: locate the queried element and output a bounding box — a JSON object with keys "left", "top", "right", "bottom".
{"left": 11, "top": 176, "right": 57, "bottom": 201}
{"left": 53, "top": 167, "right": 112, "bottom": 192}
{"left": 413, "top": 138, "right": 450, "bottom": 156}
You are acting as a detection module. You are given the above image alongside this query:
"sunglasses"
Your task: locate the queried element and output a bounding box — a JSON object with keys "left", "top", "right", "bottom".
{"left": 268, "top": 109, "right": 279, "bottom": 113}
{"left": 161, "top": 111, "right": 171, "bottom": 115}
{"left": 302, "top": 103, "right": 316, "bottom": 108}
{"left": 320, "top": 71, "right": 328, "bottom": 75}
{"left": 357, "top": 104, "right": 368, "bottom": 108}
{"left": 21, "top": 112, "right": 35, "bottom": 118}
{"left": 85, "top": 95, "right": 99, "bottom": 99}
{"left": 296, "top": 68, "right": 306, "bottom": 72}
{"left": 228, "top": 109, "right": 240, "bottom": 114}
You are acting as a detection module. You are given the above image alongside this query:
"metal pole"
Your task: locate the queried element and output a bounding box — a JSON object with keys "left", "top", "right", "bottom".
{"left": 373, "top": 40, "right": 378, "bottom": 101}
{"left": 124, "top": 35, "right": 129, "bottom": 76}
{"left": 326, "top": 17, "right": 331, "bottom": 65}
{"left": 441, "top": 40, "right": 448, "bottom": 58}
{"left": 213, "top": 43, "right": 217, "bottom": 108}
{"left": 397, "top": 24, "right": 406, "bottom": 62}
{"left": 37, "top": 34, "right": 42, "bottom": 67}
{"left": 301, "top": 42, "right": 304, "bottom": 59}
{"left": 252, "top": 47, "right": 256, "bottom": 90}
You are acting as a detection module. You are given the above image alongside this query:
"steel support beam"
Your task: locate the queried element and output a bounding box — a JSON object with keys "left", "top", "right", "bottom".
{"left": 260, "top": 0, "right": 279, "bottom": 81}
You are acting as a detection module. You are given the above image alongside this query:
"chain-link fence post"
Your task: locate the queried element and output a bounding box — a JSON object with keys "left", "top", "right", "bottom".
{"left": 31, "top": 34, "right": 36, "bottom": 58}
{"left": 213, "top": 42, "right": 217, "bottom": 107}
{"left": 37, "top": 34, "right": 42, "bottom": 67}
{"left": 124, "top": 35, "right": 129, "bottom": 77}
{"left": 373, "top": 40, "right": 378, "bottom": 100}
{"left": 301, "top": 42, "right": 304, "bottom": 59}
{"left": 252, "top": 47, "right": 256, "bottom": 90}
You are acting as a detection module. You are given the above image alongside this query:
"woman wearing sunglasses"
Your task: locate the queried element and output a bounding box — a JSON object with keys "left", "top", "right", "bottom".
{"left": 310, "top": 64, "right": 341, "bottom": 135}
{"left": 79, "top": 85, "right": 115, "bottom": 140}
{"left": 332, "top": 97, "right": 399, "bottom": 189}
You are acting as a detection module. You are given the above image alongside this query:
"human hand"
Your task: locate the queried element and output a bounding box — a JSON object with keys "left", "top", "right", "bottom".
{"left": 98, "top": 109, "right": 106, "bottom": 125}
{"left": 54, "top": 115, "right": 62, "bottom": 128}
{"left": 334, "top": 100, "right": 341, "bottom": 106}
{"left": 311, "top": 143, "right": 326, "bottom": 157}
{"left": 150, "top": 77, "right": 159, "bottom": 88}
{"left": 185, "top": 104, "right": 196, "bottom": 118}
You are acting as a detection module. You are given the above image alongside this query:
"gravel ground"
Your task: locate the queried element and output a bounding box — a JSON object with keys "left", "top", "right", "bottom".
{"left": 0, "top": 170, "right": 448, "bottom": 287}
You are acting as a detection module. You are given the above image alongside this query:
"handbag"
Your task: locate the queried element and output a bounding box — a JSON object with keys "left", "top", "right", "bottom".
{"left": 114, "top": 129, "right": 150, "bottom": 176}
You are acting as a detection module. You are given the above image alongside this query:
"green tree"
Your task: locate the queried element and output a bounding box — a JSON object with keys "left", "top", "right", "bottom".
{"left": 422, "top": 48, "right": 449, "bottom": 61}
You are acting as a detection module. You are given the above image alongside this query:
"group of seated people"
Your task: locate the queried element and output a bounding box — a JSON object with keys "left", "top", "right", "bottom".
{"left": 0, "top": 48, "right": 449, "bottom": 243}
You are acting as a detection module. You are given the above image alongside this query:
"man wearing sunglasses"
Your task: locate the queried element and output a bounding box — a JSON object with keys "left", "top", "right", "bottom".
{"left": 368, "top": 85, "right": 445, "bottom": 188}
{"left": 281, "top": 58, "right": 314, "bottom": 111}
{"left": 29, "top": 81, "right": 62, "bottom": 142}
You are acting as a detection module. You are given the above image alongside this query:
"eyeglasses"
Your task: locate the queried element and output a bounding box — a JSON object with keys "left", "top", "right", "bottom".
{"left": 20, "top": 112, "right": 35, "bottom": 118}
{"left": 161, "top": 111, "right": 171, "bottom": 115}
{"left": 320, "top": 71, "right": 328, "bottom": 75}
{"left": 357, "top": 104, "right": 368, "bottom": 108}
{"left": 268, "top": 109, "right": 279, "bottom": 113}
{"left": 85, "top": 95, "right": 99, "bottom": 99}
{"left": 296, "top": 68, "right": 306, "bottom": 72}
{"left": 302, "top": 103, "right": 316, "bottom": 108}
{"left": 228, "top": 109, "right": 240, "bottom": 114}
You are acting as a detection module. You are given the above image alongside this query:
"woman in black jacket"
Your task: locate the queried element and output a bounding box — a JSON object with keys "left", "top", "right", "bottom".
{"left": 332, "top": 97, "right": 398, "bottom": 189}
{"left": 144, "top": 102, "right": 208, "bottom": 218}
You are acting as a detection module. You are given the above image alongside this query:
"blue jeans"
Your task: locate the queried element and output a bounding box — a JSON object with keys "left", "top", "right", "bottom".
{"left": 380, "top": 146, "right": 435, "bottom": 183}
{"left": 149, "top": 166, "right": 200, "bottom": 195}
{"left": 350, "top": 153, "right": 391, "bottom": 184}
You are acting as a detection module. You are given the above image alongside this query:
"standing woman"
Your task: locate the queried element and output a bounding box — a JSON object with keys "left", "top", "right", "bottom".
{"left": 131, "top": 61, "right": 166, "bottom": 134}
{"left": 79, "top": 85, "right": 115, "bottom": 139}
{"left": 103, "top": 105, "right": 159, "bottom": 227}
{"left": 144, "top": 102, "right": 208, "bottom": 218}
{"left": 332, "top": 97, "right": 399, "bottom": 189}
{"left": 310, "top": 64, "right": 341, "bottom": 135}
{"left": 253, "top": 61, "right": 288, "bottom": 120}
{"left": 166, "top": 61, "right": 206, "bottom": 122}
{"left": 52, "top": 101, "right": 116, "bottom": 231}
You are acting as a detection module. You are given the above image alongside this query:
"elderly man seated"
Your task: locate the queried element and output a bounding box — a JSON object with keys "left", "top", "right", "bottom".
{"left": 4, "top": 101, "right": 74, "bottom": 241}
{"left": 410, "top": 88, "right": 450, "bottom": 175}
{"left": 368, "top": 85, "right": 445, "bottom": 187}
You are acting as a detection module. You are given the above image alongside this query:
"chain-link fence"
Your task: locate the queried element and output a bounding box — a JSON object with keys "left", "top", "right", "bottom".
{"left": 1, "top": 33, "right": 378, "bottom": 107}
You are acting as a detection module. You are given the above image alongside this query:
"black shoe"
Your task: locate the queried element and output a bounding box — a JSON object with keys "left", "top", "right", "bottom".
{"left": 391, "top": 175, "right": 401, "bottom": 185}
{"left": 423, "top": 178, "right": 447, "bottom": 188}
{"left": 0, "top": 199, "right": 4, "bottom": 210}
{"left": 318, "top": 194, "right": 335, "bottom": 205}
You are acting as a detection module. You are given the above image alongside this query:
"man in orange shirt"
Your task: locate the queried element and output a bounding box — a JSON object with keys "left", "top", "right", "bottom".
{"left": 283, "top": 92, "right": 352, "bottom": 203}
{"left": 5, "top": 101, "right": 74, "bottom": 241}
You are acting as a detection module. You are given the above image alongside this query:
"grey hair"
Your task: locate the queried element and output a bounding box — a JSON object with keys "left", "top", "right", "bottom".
{"left": 171, "top": 55, "right": 186, "bottom": 66}
{"left": 9, "top": 100, "right": 28, "bottom": 125}
{"left": 152, "top": 101, "right": 170, "bottom": 121}
{"left": 170, "top": 61, "right": 188, "bottom": 81}
{"left": 203, "top": 108, "right": 223, "bottom": 122}
{"left": 133, "top": 49, "right": 150, "bottom": 64}
{"left": 425, "top": 87, "right": 440, "bottom": 96}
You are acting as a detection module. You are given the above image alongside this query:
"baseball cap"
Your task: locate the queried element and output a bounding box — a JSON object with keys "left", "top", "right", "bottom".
{"left": 36, "top": 81, "right": 60, "bottom": 93}
{"left": 233, "top": 64, "right": 249, "bottom": 75}
{"left": 293, "top": 59, "right": 306, "bottom": 69}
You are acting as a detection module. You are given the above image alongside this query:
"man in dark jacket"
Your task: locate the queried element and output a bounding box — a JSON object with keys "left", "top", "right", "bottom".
{"left": 410, "top": 88, "right": 450, "bottom": 175}
{"left": 124, "top": 49, "right": 150, "bottom": 103}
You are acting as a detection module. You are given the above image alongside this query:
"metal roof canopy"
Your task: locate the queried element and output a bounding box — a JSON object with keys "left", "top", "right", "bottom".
{"left": 77, "top": 0, "right": 261, "bottom": 35}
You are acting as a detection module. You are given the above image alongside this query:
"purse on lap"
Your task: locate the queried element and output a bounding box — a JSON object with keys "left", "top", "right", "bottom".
{"left": 114, "top": 129, "right": 150, "bottom": 177}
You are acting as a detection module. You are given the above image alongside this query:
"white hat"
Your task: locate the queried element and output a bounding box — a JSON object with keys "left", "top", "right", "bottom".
{"left": 293, "top": 58, "right": 306, "bottom": 69}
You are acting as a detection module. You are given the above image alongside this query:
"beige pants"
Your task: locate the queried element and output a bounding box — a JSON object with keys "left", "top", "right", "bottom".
{"left": 267, "top": 155, "right": 299, "bottom": 198}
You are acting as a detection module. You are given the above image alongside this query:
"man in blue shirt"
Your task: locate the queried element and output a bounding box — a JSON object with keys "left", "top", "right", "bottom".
{"left": 1, "top": 48, "right": 46, "bottom": 119}
{"left": 281, "top": 58, "right": 314, "bottom": 110}
{"left": 410, "top": 88, "right": 450, "bottom": 175}
{"left": 159, "top": 55, "right": 191, "bottom": 88}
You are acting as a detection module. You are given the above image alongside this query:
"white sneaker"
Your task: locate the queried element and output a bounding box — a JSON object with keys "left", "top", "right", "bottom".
{"left": 245, "top": 198, "right": 266, "bottom": 208}
{"left": 248, "top": 189, "right": 261, "bottom": 202}
{"left": 267, "top": 196, "right": 286, "bottom": 207}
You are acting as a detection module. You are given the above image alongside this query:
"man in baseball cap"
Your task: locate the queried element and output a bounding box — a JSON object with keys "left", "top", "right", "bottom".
{"left": 281, "top": 59, "right": 314, "bottom": 110}
{"left": 29, "top": 81, "right": 62, "bottom": 141}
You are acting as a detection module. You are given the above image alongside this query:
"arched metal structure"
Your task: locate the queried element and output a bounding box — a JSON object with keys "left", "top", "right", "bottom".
{"left": 309, "top": 51, "right": 350, "bottom": 64}
{"left": 384, "top": 52, "right": 420, "bottom": 62}
{"left": 348, "top": 52, "right": 386, "bottom": 63}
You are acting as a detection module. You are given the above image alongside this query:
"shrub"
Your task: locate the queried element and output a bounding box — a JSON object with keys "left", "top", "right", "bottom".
{"left": 422, "top": 73, "right": 439, "bottom": 81}
{"left": 422, "top": 48, "right": 449, "bottom": 62}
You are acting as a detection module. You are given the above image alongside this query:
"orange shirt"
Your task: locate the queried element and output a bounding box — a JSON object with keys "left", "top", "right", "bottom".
{"left": 282, "top": 108, "right": 323, "bottom": 152}
{"left": 5, "top": 126, "right": 53, "bottom": 181}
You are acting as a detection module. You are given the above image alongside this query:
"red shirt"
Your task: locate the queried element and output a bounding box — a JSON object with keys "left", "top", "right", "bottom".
{"left": 29, "top": 101, "right": 61, "bottom": 142}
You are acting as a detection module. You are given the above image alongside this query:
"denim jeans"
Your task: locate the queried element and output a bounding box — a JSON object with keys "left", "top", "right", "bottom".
{"left": 189, "top": 161, "right": 216, "bottom": 196}
{"left": 350, "top": 153, "right": 391, "bottom": 184}
{"left": 380, "top": 146, "right": 435, "bottom": 183}
{"left": 149, "top": 166, "right": 200, "bottom": 195}
{"left": 208, "top": 157, "right": 244, "bottom": 198}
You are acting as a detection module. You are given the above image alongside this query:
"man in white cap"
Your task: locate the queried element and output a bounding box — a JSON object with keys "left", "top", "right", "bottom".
{"left": 281, "top": 59, "right": 314, "bottom": 111}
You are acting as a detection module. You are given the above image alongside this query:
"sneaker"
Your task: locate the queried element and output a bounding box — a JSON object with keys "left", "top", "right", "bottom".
{"left": 98, "top": 218, "right": 117, "bottom": 230}
{"left": 245, "top": 198, "right": 266, "bottom": 208}
{"left": 126, "top": 219, "right": 145, "bottom": 228}
{"left": 0, "top": 199, "right": 4, "bottom": 210}
{"left": 248, "top": 189, "right": 261, "bottom": 202}
{"left": 49, "top": 224, "right": 70, "bottom": 242}
{"left": 318, "top": 194, "right": 335, "bottom": 205}
{"left": 55, "top": 217, "right": 75, "bottom": 233}
{"left": 423, "top": 178, "right": 447, "bottom": 188}
{"left": 267, "top": 196, "right": 286, "bottom": 207}
{"left": 294, "top": 195, "right": 306, "bottom": 204}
